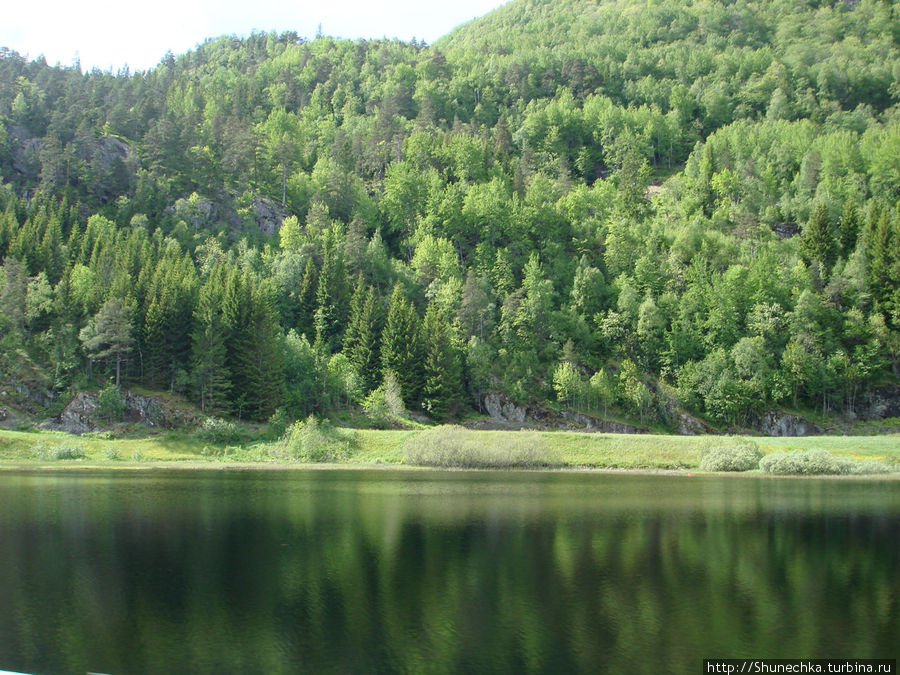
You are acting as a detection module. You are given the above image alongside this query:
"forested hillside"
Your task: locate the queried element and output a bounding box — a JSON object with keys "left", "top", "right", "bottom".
{"left": 1, "top": 0, "right": 899, "bottom": 429}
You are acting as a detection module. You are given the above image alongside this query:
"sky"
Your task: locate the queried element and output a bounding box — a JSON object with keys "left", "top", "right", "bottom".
{"left": 1, "top": 0, "right": 510, "bottom": 73}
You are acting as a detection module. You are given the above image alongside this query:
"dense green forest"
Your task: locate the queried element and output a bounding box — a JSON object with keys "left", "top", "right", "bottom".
{"left": 1, "top": 0, "right": 899, "bottom": 429}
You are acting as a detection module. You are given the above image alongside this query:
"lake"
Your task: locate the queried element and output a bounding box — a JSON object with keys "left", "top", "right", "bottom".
{"left": 0, "top": 469, "right": 897, "bottom": 673}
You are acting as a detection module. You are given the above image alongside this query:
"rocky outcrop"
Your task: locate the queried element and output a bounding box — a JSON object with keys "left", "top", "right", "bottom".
{"left": 559, "top": 411, "right": 643, "bottom": 434}
{"left": 478, "top": 392, "right": 646, "bottom": 433}
{"left": 756, "top": 411, "right": 824, "bottom": 437}
{"left": 95, "top": 135, "right": 130, "bottom": 166}
{"left": 48, "top": 390, "right": 199, "bottom": 434}
{"left": 655, "top": 386, "right": 712, "bottom": 435}
{"left": 15, "top": 381, "right": 55, "bottom": 408}
{"left": 168, "top": 193, "right": 287, "bottom": 236}
{"left": 674, "top": 411, "right": 708, "bottom": 435}
{"left": 56, "top": 392, "right": 98, "bottom": 434}
{"left": 855, "top": 385, "right": 900, "bottom": 421}
{"left": 172, "top": 194, "right": 219, "bottom": 230}
{"left": 772, "top": 222, "right": 801, "bottom": 239}
{"left": 9, "top": 125, "right": 42, "bottom": 177}
{"left": 251, "top": 197, "right": 288, "bottom": 236}
{"left": 483, "top": 392, "right": 527, "bottom": 425}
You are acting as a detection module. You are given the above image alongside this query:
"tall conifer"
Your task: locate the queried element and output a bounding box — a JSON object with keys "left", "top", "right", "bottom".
{"left": 191, "top": 273, "right": 232, "bottom": 415}
{"left": 422, "top": 303, "right": 464, "bottom": 419}
{"left": 381, "top": 284, "right": 423, "bottom": 406}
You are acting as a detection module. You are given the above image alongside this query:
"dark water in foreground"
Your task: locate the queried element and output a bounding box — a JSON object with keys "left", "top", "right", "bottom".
{"left": 0, "top": 469, "right": 897, "bottom": 674}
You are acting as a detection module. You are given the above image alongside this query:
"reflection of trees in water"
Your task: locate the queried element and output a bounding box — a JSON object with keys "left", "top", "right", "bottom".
{"left": 0, "top": 474, "right": 897, "bottom": 673}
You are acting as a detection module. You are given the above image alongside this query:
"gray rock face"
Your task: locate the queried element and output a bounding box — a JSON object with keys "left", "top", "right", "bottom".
{"left": 483, "top": 392, "right": 527, "bottom": 424}
{"left": 561, "top": 411, "right": 643, "bottom": 433}
{"left": 96, "top": 135, "right": 130, "bottom": 165}
{"left": 9, "top": 126, "right": 38, "bottom": 171}
{"left": 57, "top": 392, "right": 97, "bottom": 434}
{"left": 675, "top": 412, "right": 706, "bottom": 435}
{"left": 857, "top": 385, "right": 900, "bottom": 421}
{"left": 757, "top": 411, "right": 823, "bottom": 437}
{"left": 50, "top": 391, "right": 198, "bottom": 434}
{"left": 15, "top": 381, "right": 55, "bottom": 408}
{"left": 481, "top": 392, "right": 645, "bottom": 432}
{"left": 173, "top": 194, "right": 219, "bottom": 230}
{"left": 772, "top": 222, "right": 801, "bottom": 239}
{"left": 252, "top": 197, "right": 288, "bottom": 236}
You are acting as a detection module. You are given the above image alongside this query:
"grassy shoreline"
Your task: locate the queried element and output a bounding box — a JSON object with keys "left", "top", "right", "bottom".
{"left": 1, "top": 427, "right": 898, "bottom": 475}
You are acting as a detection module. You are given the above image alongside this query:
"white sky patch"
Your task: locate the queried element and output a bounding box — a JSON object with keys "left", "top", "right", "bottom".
{"left": 1, "top": 0, "right": 510, "bottom": 72}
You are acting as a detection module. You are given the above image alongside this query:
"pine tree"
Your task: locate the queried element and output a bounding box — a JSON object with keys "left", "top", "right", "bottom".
{"left": 39, "top": 212, "right": 65, "bottom": 284}
{"left": 314, "top": 225, "right": 349, "bottom": 352}
{"left": 191, "top": 275, "right": 231, "bottom": 415}
{"left": 802, "top": 202, "right": 837, "bottom": 272}
{"left": 422, "top": 303, "right": 464, "bottom": 420}
{"left": 234, "top": 277, "right": 285, "bottom": 420}
{"left": 0, "top": 257, "right": 27, "bottom": 341}
{"left": 142, "top": 254, "right": 197, "bottom": 390}
{"left": 0, "top": 202, "right": 20, "bottom": 259}
{"left": 380, "top": 284, "right": 423, "bottom": 406}
{"left": 343, "top": 275, "right": 383, "bottom": 393}
{"left": 296, "top": 255, "right": 318, "bottom": 339}
{"left": 838, "top": 200, "right": 860, "bottom": 256}
{"left": 220, "top": 266, "right": 252, "bottom": 413}
{"left": 867, "top": 207, "right": 897, "bottom": 313}
{"left": 79, "top": 297, "right": 133, "bottom": 387}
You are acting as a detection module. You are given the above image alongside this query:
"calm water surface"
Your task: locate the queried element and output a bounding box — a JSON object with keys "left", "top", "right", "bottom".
{"left": 0, "top": 469, "right": 898, "bottom": 674}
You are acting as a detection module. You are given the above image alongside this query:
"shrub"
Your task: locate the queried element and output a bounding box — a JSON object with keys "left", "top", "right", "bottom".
{"left": 759, "top": 448, "right": 892, "bottom": 475}
{"left": 402, "top": 425, "right": 557, "bottom": 469}
{"left": 846, "top": 459, "right": 894, "bottom": 475}
{"left": 97, "top": 385, "right": 125, "bottom": 424}
{"left": 202, "top": 444, "right": 236, "bottom": 458}
{"left": 271, "top": 416, "right": 357, "bottom": 462}
{"left": 103, "top": 446, "right": 121, "bottom": 460}
{"left": 363, "top": 371, "right": 405, "bottom": 428}
{"left": 699, "top": 442, "right": 762, "bottom": 472}
{"left": 32, "top": 442, "right": 87, "bottom": 460}
{"left": 267, "top": 407, "right": 289, "bottom": 439}
{"left": 198, "top": 417, "right": 240, "bottom": 444}
{"left": 759, "top": 448, "right": 847, "bottom": 475}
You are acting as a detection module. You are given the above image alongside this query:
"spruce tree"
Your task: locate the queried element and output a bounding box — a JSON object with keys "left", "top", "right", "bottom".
{"left": 296, "top": 255, "right": 318, "bottom": 339}
{"left": 220, "top": 266, "right": 252, "bottom": 414}
{"left": 79, "top": 297, "right": 133, "bottom": 387}
{"left": 380, "top": 284, "right": 423, "bottom": 406}
{"left": 802, "top": 202, "right": 837, "bottom": 273}
{"left": 422, "top": 303, "right": 464, "bottom": 420}
{"left": 191, "top": 275, "right": 231, "bottom": 415}
{"left": 838, "top": 200, "right": 860, "bottom": 256}
{"left": 142, "top": 254, "right": 197, "bottom": 390}
{"left": 0, "top": 257, "right": 26, "bottom": 340}
{"left": 314, "top": 225, "right": 349, "bottom": 352}
{"left": 343, "top": 275, "right": 383, "bottom": 393}
{"left": 867, "top": 208, "right": 896, "bottom": 312}
{"left": 237, "top": 278, "right": 285, "bottom": 420}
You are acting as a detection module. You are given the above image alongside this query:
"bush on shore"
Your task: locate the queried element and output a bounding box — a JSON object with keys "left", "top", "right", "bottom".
{"left": 197, "top": 417, "right": 240, "bottom": 444}
{"left": 32, "top": 442, "right": 87, "bottom": 460}
{"left": 270, "top": 416, "right": 357, "bottom": 462}
{"left": 403, "top": 425, "right": 557, "bottom": 468}
{"left": 699, "top": 442, "right": 763, "bottom": 472}
{"left": 759, "top": 448, "right": 892, "bottom": 475}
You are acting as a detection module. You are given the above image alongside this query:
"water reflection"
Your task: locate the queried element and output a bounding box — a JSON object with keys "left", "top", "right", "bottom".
{"left": 0, "top": 470, "right": 897, "bottom": 674}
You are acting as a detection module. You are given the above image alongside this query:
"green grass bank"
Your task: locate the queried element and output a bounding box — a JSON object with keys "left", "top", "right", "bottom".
{"left": 1, "top": 426, "right": 898, "bottom": 474}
